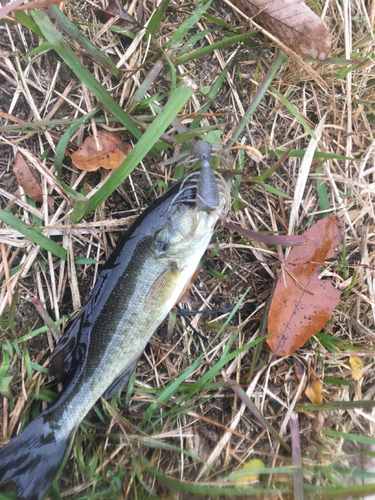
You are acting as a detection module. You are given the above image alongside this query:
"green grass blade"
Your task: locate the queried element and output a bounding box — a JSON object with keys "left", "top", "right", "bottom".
{"left": 0, "top": 209, "right": 67, "bottom": 260}
{"left": 7, "top": 291, "right": 18, "bottom": 333}
{"left": 127, "top": 59, "right": 164, "bottom": 111}
{"left": 168, "top": 0, "right": 213, "bottom": 48}
{"left": 305, "top": 483, "right": 375, "bottom": 498}
{"left": 143, "top": 460, "right": 290, "bottom": 495}
{"left": 262, "top": 182, "right": 292, "bottom": 198}
{"left": 202, "top": 12, "right": 238, "bottom": 30}
{"left": 177, "top": 30, "right": 213, "bottom": 56}
{"left": 146, "top": 0, "right": 170, "bottom": 41}
{"left": 316, "top": 166, "right": 330, "bottom": 213}
{"left": 14, "top": 316, "right": 71, "bottom": 346}
{"left": 224, "top": 466, "right": 298, "bottom": 480}
{"left": 22, "top": 40, "right": 51, "bottom": 60}
{"left": 227, "top": 51, "right": 285, "bottom": 147}
{"left": 49, "top": 5, "right": 120, "bottom": 79}
{"left": 176, "top": 32, "right": 256, "bottom": 66}
{"left": 30, "top": 10, "right": 143, "bottom": 142}
{"left": 323, "top": 429, "right": 375, "bottom": 446}
{"left": 141, "top": 291, "right": 251, "bottom": 429}
{"left": 296, "top": 400, "right": 375, "bottom": 411}
{"left": 323, "top": 377, "right": 353, "bottom": 387}
{"left": 269, "top": 149, "right": 356, "bottom": 161}
{"left": 80, "top": 78, "right": 195, "bottom": 220}
{"left": 269, "top": 85, "right": 316, "bottom": 138}
{"left": 14, "top": 11, "right": 44, "bottom": 38}
{"left": 191, "top": 68, "right": 229, "bottom": 129}
{"left": 224, "top": 372, "right": 291, "bottom": 453}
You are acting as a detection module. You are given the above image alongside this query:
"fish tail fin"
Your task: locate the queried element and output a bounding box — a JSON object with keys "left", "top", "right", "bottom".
{"left": 0, "top": 413, "right": 70, "bottom": 500}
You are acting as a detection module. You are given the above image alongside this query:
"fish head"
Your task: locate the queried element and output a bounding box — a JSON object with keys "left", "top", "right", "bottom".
{"left": 144, "top": 172, "right": 232, "bottom": 309}
{"left": 155, "top": 170, "right": 232, "bottom": 259}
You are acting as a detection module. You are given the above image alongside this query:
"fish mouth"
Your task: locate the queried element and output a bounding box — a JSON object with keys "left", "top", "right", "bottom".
{"left": 167, "top": 169, "right": 232, "bottom": 221}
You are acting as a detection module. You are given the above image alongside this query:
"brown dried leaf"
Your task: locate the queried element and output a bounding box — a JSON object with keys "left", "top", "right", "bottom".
{"left": 305, "top": 378, "right": 323, "bottom": 405}
{"left": 13, "top": 152, "right": 54, "bottom": 213}
{"left": 267, "top": 215, "right": 344, "bottom": 356}
{"left": 70, "top": 130, "right": 132, "bottom": 172}
{"left": 231, "top": 0, "right": 332, "bottom": 60}
{"left": 13, "top": 0, "right": 66, "bottom": 11}
{"left": 92, "top": 0, "right": 142, "bottom": 32}
{"left": 0, "top": 0, "right": 25, "bottom": 19}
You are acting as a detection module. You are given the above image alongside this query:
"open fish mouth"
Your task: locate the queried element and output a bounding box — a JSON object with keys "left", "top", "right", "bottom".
{"left": 164, "top": 140, "right": 234, "bottom": 221}
{"left": 168, "top": 169, "right": 232, "bottom": 221}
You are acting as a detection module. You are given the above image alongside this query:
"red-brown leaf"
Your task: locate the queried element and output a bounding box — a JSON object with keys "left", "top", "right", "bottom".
{"left": 13, "top": 152, "right": 54, "bottom": 213}
{"left": 70, "top": 130, "right": 132, "bottom": 172}
{"left": 92, "top": 0, "right": 142, "bottom": 32}
{"left": 231, "top": 0, "right": 332, "bottom": 60}
{"left": 267, "top": 215, "right": 344, "bottom": 356}
{"left": 0, "top": 0, "right": 25, "bottom": 19}
{"left": 13, "top": 0, "right": 66, "bottom": 11}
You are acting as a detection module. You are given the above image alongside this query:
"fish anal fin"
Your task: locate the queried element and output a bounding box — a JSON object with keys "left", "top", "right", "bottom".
{"left": 103, "top": 359, "right": 138, "bottom": 400}
{"left": 145, "top": 261, "right": 181, "bottom": 308}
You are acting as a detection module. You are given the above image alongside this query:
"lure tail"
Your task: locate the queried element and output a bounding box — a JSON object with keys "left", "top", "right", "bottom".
{"left": 0, "top": 413, "right": 70, "bottom": 500}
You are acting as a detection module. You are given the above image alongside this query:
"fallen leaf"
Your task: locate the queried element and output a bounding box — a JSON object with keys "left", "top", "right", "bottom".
{"left": 231, "top": 0, "right": 332, "bottom": 60}
{"left": 0, "top": 0, "right": 25, "bottom": 19}
{"left": 305, "top": 378, "right": 323, "bottom": 405}
{"left": 349, "top": 356, "right": 364, "bottom": 381}
{"left": 267, "top": 215, "right": 344, "bottom": 356}
{"left": 70, "top": 130, "right": 132, "bottom": 172}
{"left": 231, "top": 458, "right": 265, "bottom": 485}
{"left": 13, "top": 152, "right": 54, "bottom": 213}
{"left": 92, "top": 0, "right": 142, "bottom": 32}
{"left": 13, "top": 0, "right": 65, "bottom": 11}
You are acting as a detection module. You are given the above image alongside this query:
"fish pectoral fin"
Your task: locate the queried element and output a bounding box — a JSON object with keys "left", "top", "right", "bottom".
{"left": 145, "top": 261, "right": 181, "bottom": 308}
{"left": 103, "top": 359, "right": 139, "bottom": 400}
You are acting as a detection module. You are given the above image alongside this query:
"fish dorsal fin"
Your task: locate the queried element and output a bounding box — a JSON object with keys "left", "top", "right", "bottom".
{"left": 49, "top": 312, "right": 89, "bottom": 383}
{"left": 144, "top": 261, "right": 181, "bottom": 308}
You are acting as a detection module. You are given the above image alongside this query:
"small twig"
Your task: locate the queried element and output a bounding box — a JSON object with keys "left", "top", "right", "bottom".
{"left": 290, "top": 413, "right": 304, "bottom": 500}
{"left": 0, "top": 242, "right": 13, "bottom": 307}
{"left": 31, "top": 298, "right": 60, "bottom": 343}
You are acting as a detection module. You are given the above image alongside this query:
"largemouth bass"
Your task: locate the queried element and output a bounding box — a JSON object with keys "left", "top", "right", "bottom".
{"left": 0, "top": 155, "right": 232, "bottom": 500}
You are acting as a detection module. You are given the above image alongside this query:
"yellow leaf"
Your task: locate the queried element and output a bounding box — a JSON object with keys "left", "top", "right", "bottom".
{"left": 305, "top": 379, "right": 323, "bottom": 405}
{"left": 351, "top": 368, "right": 363, "bottom": 381}
{"left": 349, "top": 356, "right": 364, "bottom": 380}
{"left": 349, "top": 356, "right": 364, "bottom": 369}
{"left": 231, "top": 458, "right": 265, "bottom": 485}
